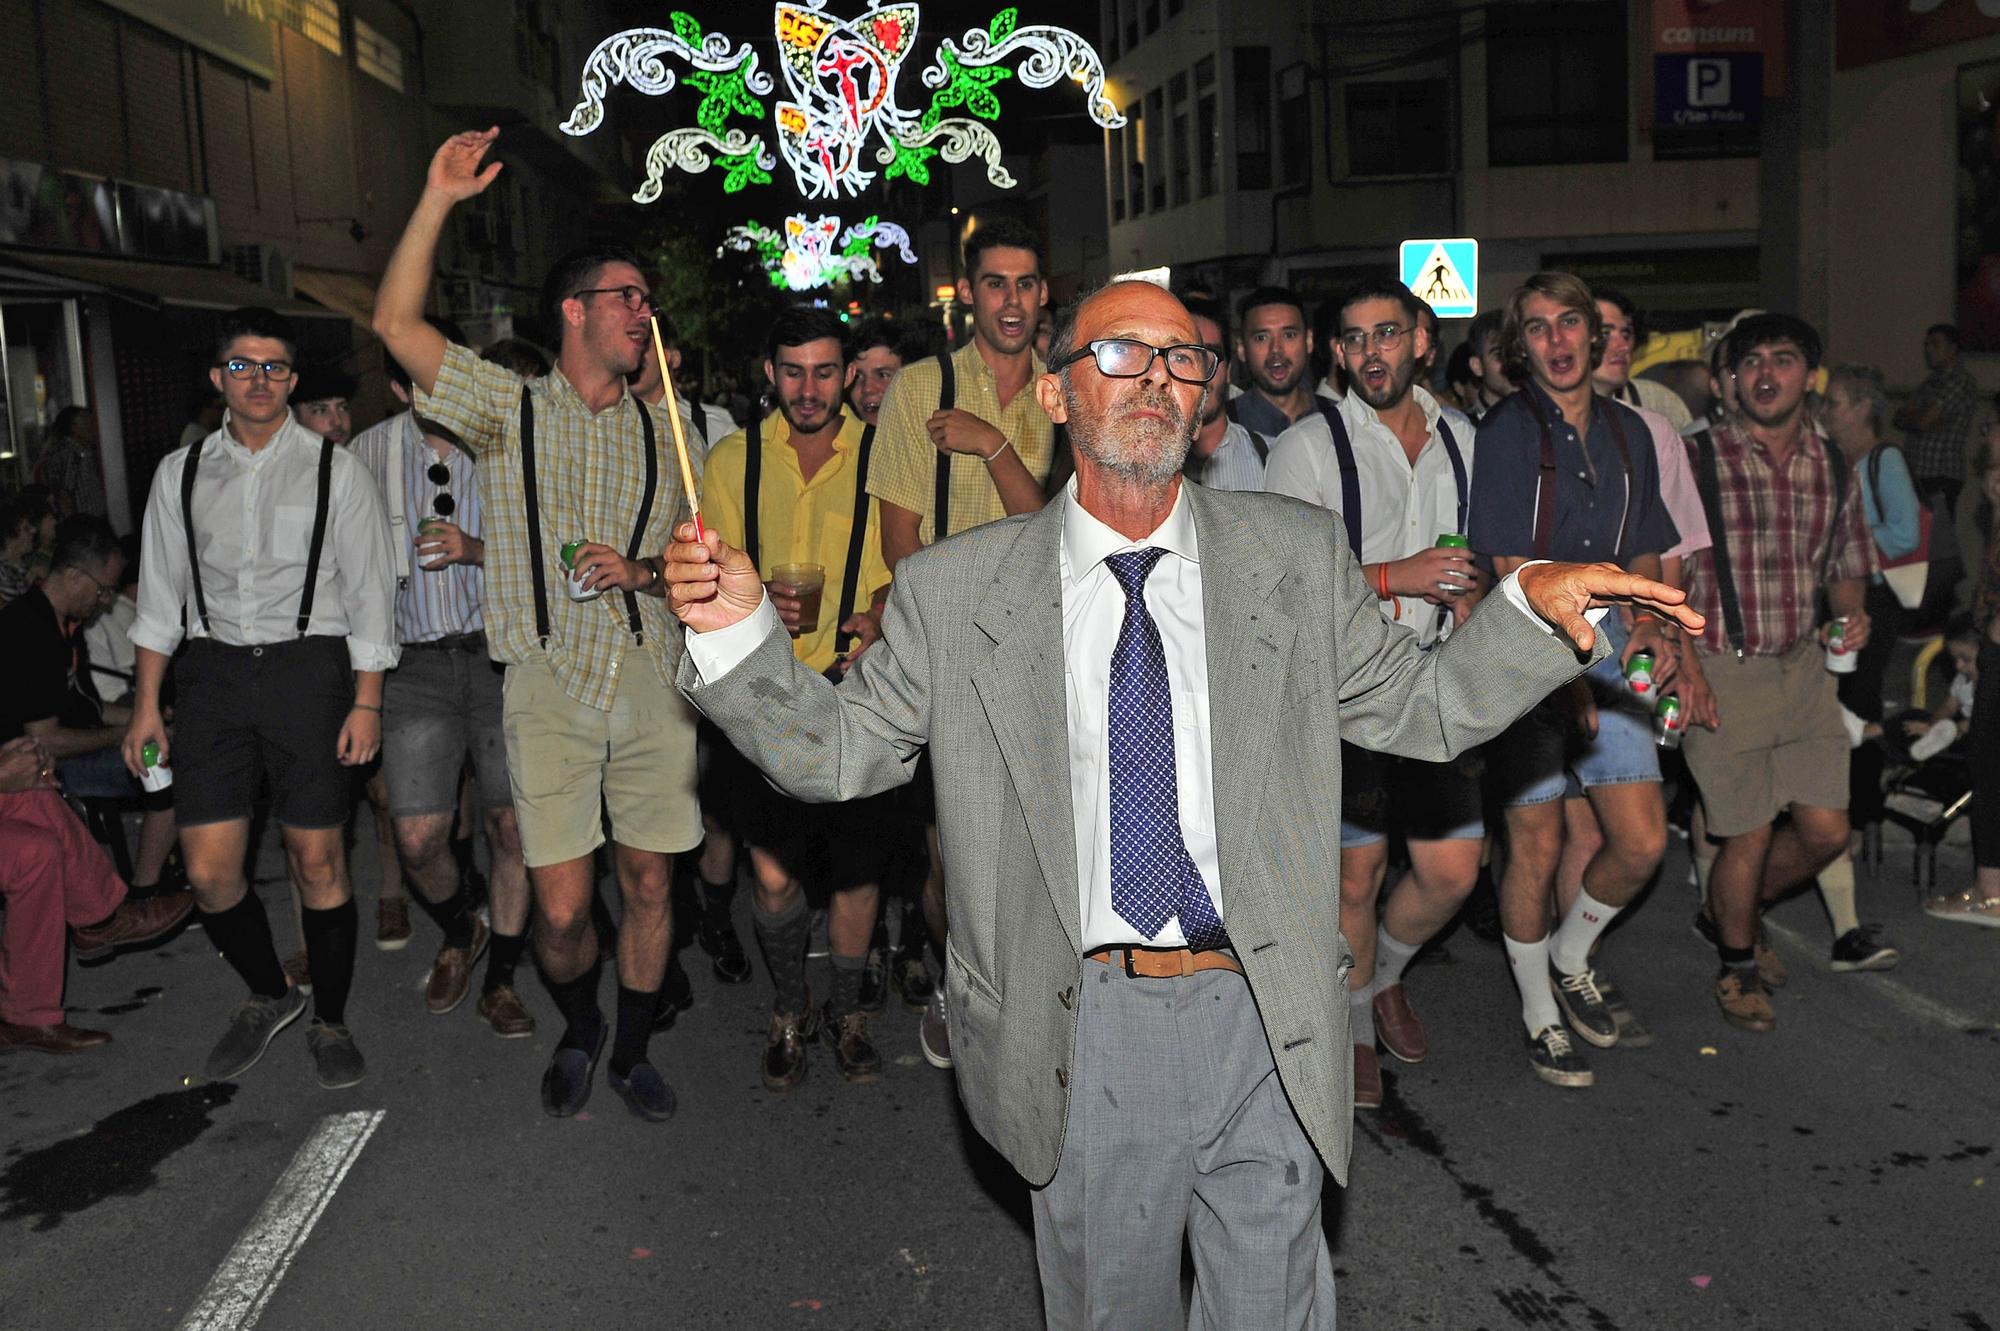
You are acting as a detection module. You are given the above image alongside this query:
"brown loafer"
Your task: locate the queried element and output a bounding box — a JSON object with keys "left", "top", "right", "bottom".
{"left": 1371, "top": 983, "right": 1429, "bottom": 1064}
{"left": 1716, "top": 968, "right": 1776, "bottom": 1033}
{"left": 1352, "top": 1043, "right": 1384, "bottom": 1110}
{"left": 763, "top": 1007, "right": 815, "bottom": 1092}
{"left": 70, "top": 889, "right": 194, "bottom": 961}
{"left": 425, "top": 918, "right": 490, "bottom": 1015}
{"left": 820, "top": 1006, "right": 882, "bottom": 1083}
{"left": 376, "top": 898, "right": 413, "bottom": 951}
{"left": 0, "top": 1020, "right": 113, "bottom": 1054}
{"left": 476, "top": 984, "right": 536, "bottom": 1038}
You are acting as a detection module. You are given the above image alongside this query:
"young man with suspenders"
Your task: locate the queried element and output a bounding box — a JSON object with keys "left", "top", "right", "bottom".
{"left": 865, "top": 217, "right": 1057, "bottom": 1068}
{"left": 699, "top": 308, "right": 898, "bottom": 1090}
{"left": 373, "top": 130, "right": 701, "bottom": 1123}
{"left": 1264, "top": 278, "right": 1484, "bottom": 1108}
{"left": 123, "top": 306, "right": 399, "bottom": 1090}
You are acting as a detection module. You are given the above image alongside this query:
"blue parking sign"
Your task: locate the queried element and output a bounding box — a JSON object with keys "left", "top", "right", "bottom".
{"left": 1399, "top": 238, "right": 1479, "bottom": 318}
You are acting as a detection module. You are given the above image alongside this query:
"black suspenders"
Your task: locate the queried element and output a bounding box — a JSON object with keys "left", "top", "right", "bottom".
{"left": 931, "top": 353, "right": 957, "bottom": 540}
{"left": 743, "top": 413, "right": 878, "bottom": 654}
{"left": 179, "top": 434, "right": 333, "bottom": 637}
{"left": 745, "top": 409, "right": 765, "bottom": 569}
{"left": 1311, "top": 400, "right": 1470, "bottom": 560}
{"left": 518, "top": 387, "right": 658, "bottom": 646}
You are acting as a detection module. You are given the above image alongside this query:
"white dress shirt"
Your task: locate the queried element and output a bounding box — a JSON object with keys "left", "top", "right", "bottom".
{"left": 1263, "top": 385, "right": 1475, "bottom": 645}
{"left": 130, "top": 410, "right": 400, "bottom": 671}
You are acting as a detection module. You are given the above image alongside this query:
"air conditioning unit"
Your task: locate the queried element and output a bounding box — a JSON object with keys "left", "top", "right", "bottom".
{"left": 225, "top": 243, "right": 293, "bottom": 297}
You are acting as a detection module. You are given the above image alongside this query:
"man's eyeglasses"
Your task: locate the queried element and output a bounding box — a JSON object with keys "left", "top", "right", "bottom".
{"left": 70, "top": 567, "right": 119, "bottom": 605}
{"left": 1338, "top": 324, "right": 1408, "bottom": 356}
{"left": 571, "top": 285, "right": 656, "bottom": 313}
{"left": 1053, "top": 339, "right": 1221, "bottom": 384}
{"left": 427, "top": 462, "right": 455, "bottom": 518}
{"left": 218, "top": 358, "right": 294, "bottom": 381}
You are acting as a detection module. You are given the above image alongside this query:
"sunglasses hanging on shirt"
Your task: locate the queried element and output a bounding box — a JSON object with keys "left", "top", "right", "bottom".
{"left": 427, "top": 461, "right": 455, "bottom": 518}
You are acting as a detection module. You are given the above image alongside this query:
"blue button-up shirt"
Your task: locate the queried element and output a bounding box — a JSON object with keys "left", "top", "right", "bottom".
{"left": 1468, "top": 381, "right": 1678, "bottom": 567}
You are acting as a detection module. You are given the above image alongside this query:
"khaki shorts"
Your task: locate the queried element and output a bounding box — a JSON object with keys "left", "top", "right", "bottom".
{"left": 501, "top": 656, "right": 702, "bottom": 868}
{"left": 1683, "top": 639, "right": 1849, "bottom": 839}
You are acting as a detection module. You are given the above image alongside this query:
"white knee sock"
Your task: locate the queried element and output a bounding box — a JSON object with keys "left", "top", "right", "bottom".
{"left": 1372, "top": 925, "right": 1423, "bottom": 993}
{"left": 1550, "top": 888, "right": 1623, "bottom": 976}
{"left": 1347, "top": 984, "right": 1375, "bottom": 1045}
{"left": 1818, "top": 853, "right": 1861, "bottom": 937}
{"left": 1503, "top": 934, "right": 1563, "bottom": 1037}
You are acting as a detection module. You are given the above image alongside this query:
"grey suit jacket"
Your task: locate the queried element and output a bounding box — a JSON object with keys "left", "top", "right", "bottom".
{"left": 681, "top": 483, "right": 1605, "bottom": 1187}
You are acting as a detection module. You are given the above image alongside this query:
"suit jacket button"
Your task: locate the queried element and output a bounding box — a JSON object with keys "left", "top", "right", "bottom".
{"left": 1058, "top": 987, "right": 1073, "bottom": 1009}
{"left": 1056, "top": 1066, "right": 1068, "bottom": 1088}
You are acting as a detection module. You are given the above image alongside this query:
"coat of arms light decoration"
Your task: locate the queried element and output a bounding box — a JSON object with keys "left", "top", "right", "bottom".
{"left": 561, "top": 3, "right": 1124, "bottom": 201}
{"left": 725, "top": 213, "right": 920, "bottom": 291}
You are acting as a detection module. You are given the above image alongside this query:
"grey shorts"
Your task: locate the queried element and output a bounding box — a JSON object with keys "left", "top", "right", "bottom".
{"left": 381, "top": 635, "right": 513, "bottom": 818}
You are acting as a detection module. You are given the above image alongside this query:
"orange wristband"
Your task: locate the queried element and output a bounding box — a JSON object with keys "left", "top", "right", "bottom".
{"left": 1376, "top": 562, "right": 1392, "bottom": 601}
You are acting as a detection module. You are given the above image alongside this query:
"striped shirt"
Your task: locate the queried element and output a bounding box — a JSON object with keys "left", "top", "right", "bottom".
{"left": 1682, "top": 421, "right": 1878, "bottom": 659}
{"left": 413, "top": 343, "right": 691, "bottom": 712}
{"left": 349, "top": 412, "right": 486, "bottom": 644}
{"left": 1187, "top": 421, "right": 1269, "bottom": 493}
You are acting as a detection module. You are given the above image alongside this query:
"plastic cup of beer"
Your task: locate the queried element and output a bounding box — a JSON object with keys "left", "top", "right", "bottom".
{"left": 768, "top": 563, "right": 826, "bottom": 637}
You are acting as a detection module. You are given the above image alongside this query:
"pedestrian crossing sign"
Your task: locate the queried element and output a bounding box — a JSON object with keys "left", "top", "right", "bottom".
{"left": 1400, "top": 238, "right": 1479, "bottom": 318}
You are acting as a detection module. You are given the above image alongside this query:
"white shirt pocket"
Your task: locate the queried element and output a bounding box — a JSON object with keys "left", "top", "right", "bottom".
{"left": 272, "top": 504, "right": 317, "bottom": 562}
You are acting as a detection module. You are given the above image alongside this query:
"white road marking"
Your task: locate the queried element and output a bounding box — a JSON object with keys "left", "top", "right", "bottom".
{"left": 1763, "top": 917, "right": 1995, "bottom": 1031}
{"left": 177, "top": 1109, "right": 385, "bottom": 1331}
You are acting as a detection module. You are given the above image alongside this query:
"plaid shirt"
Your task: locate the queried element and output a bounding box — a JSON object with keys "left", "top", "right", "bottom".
{"left": 1682, "top": 422, "right": 1878, "bottom": 659}
{"left": 1903, "top": 364, "right": 1980, "bottom": 482}
{"left": 414, "top": 343, "right": 692, "bottom": 712}
{"left": 866, "top": 339, "right": 1054, "bottom": 544}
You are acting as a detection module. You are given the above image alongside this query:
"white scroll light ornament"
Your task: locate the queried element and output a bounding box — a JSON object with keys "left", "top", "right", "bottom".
{"left": 725, "top": 214, "right": 919, "bottom": 291}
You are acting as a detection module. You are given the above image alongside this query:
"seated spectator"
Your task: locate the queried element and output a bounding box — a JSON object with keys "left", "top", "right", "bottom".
{"left": 1927, "top": 434, "right": 2000, "bottom": 924}
{"left": 83, "top": 534, "right": 142, "bottom": 703}
{"left": 1881, "top": 617, "right": 1980, "bottom": 764}
{"left": 0, "top": 736, "right": 193, "bottom": 1053}
{"left": 0, "top": 486, "right": 58, "bottom": 605}
{"left": 0, "top": 516, "right": 181, "bottom": 895}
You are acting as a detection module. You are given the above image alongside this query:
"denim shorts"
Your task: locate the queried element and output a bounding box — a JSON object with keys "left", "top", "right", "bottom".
{"left": 1487, "top": 614, "right": 1661, "bottom": 808}
{"left": 1339, "top": 741, "right": 1486, "bottom": 848}
{"left": 381, "top": 635, "right": 513, "bottom": 818}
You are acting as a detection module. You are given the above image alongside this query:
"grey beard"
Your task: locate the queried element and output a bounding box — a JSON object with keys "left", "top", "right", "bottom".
{"left": 1063, "top": 380, "right": 1194, "bottom": 485}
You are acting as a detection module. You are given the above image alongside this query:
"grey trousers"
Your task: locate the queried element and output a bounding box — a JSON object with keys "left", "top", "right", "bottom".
{"left": 1030, "top": 961, "right": 1338, "bottom": 1330}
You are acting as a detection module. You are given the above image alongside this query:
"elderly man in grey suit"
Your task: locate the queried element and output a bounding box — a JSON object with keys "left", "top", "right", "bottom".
{"left": 664, "top": 282, "right": 1701, "bottom": 1328}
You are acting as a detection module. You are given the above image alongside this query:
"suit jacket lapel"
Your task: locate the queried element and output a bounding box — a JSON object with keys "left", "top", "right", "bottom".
{"left": 1188, "top": 486, "right": 1295, "bottom": 907}
{"left": 971, "top": 499, "right": 1082, "bottom": 954}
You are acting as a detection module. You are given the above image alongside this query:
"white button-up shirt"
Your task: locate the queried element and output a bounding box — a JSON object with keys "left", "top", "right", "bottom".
{"left": 1264, "top": 385, "right": 1475, "bottom": 645}
{"left": 130, "top": 411, "right": 399, "bottom": 671}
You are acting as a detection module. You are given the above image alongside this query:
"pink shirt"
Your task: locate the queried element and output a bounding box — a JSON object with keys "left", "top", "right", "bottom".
{"left": 1635, "top": 404, "right": 1710, "bottom": 563}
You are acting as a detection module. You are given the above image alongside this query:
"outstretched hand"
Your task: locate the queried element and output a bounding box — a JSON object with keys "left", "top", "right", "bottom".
{"left": 427, "top": 127, "right": 503, "bottom": 202}
{"left": 664, "top": 521, "right": 770, "bottom": 634}
{"left": 1515, "top": 561, "right": 1704, "bottom": 654}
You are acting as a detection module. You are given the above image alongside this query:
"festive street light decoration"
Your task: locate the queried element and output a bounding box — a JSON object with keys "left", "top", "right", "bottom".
{"left": 563, "top": 2, "right": 1123, "bottom": 201}
{"left": 725, "top": 213, "right": 920, "bottom": 291}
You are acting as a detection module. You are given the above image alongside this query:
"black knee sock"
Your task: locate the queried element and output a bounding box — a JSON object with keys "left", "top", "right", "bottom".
{"left": 484, "top": 931, "right": 526, "bottom": 993}
{"left": 545, "top": 967, "right": 603, "bottom": 1052}
{"left": 200, "top": 894, "right": 289, "bottom": 1000}
{"left": 751, "top": 894, "right": 811, "bottom": 1013}
{"left": 413, "top": 882, "right": 475, "bottom": 948}
{"left": 827, "top": 951, "right": 865, "bottom": 1020}
{"left": 699, "top": 873, "right": 734, "bottom": 924}
{"left": 300, "top": 900, "right": 359, "bottom": 1026}
{"left": 609, "top": 985, "right": 658, "bottom": 1078}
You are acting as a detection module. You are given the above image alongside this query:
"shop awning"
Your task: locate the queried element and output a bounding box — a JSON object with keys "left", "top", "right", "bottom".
{"left": 289, "top": 266, "right": 377, "bottom": 328}
{"left": 0, "top": 250, "right": 343, "bottom": 319}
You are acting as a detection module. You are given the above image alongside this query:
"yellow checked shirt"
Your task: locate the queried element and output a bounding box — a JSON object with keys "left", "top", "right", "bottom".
{"left": 702, "top": 409, "right": 893, "bottom": 675}
{"left": 413, "top": 342, "right": 692, "bottom": 711}
{"left": 865, "top": 339, "right": 1054, "bottom": 545}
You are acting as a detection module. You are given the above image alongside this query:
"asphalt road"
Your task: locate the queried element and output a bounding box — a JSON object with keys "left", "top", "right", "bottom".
{"left": 2, "top": 809, "right": 1995, "bottom": 1331}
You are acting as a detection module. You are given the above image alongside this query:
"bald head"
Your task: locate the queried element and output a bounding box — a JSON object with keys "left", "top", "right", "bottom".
{"left": 1049, "top": 281, "right": 1199, "bottom": 369}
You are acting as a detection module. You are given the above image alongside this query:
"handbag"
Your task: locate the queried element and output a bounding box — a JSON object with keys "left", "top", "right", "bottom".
{"left": 1869, "top": 445, "right": 1930, "bottom": 610}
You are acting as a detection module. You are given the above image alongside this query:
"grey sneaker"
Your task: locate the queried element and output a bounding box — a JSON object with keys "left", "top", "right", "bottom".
{"left": 1550, "top": 962, "right": 1621, "bottom": 1049}
{"left": 306, "top": 1022, "right": 367, "bottom": 1089}
{"left": 1593, "top": 972, "right": 1655, "bottom": 1048}
{"left": 1526, "top": 1025, "right": 1593, "bottom": 1088}
{"left": 204, "top": 987, "right": 308, "bottom": 1081}
{"left": 919, "top": 987, "right": 951, "bottom": 1069}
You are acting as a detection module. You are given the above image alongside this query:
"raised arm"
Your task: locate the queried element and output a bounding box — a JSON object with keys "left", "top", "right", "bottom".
{"left": 372, "top": 128, "right": 504, "bottom": 395}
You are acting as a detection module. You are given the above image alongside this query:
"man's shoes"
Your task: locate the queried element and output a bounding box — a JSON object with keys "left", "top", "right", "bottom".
{"left": 1371, "top": 983, "right": 1428, "bottom": 1064}
{"left": 1715, "top": 968, "right": 1776, "bottom": 1032}
{"left": 1352, "top": 1043, "right": 1384, "bottom": 1110}
{"left": 375, "top": 898, "right": 413, "bottom": 951}
{"left": 892, "top": 949, "right": 934, "bottom": 1012}
{"left": 1595, "top": 973, "right": 1654, "bottom": 1048}
{"left": 1830, "top": 926, "right": 1900, "bottom": 972}
{"left": 1549, "top": 962, "right": 1621, "bottom": 1049}
{"left": 282, "top": 949, "right": 312, "bottom": 994}
{"left": 1924, "top": 892, "right": 2000, "bottom": 928}
{"left": 205, "top": 987, "right": 309, "bottom": 1081}
{"left": 70, "top": 888, "right": 193, "bottom": 961}
{"left": 306, "top": 1021, "right": 366, "bottom": 1089}
{"left": 857, "top": 946, "right": 889, "bottom": 1015}
{"left": 918, "top": 987, "right": 951, "bottom": 1069}
{"left": 821, "top": 1005, "right": 883, "bottom": 1083}
{"left": 1692, "top": 910, "right": 1787, "bottom": 987}
{"left": 607, "top": 1062, "right": 678, "bottom": 1121}
{"left": 1526, "top": 1025, "right": 1593, "bottom": 1088}
{"left": 476, "top": 985, "right": 536, "bottom": 1038}
{"left": 763, "top": 1007, "right": 815, "bottom": 1092}
{"left": 424, "top": 918, "right": 490, "bottom": 1015}
{"left": 696, "top": 905, "right": 753, "bottom": 984}
{"left": 0, "top": 1021, "right": 112, "bottom": 1054}
{"left": 541, "top": 1023, "right": 607, "bottom": 1117}
{"left": 651, "top": 952, "right": 696, "bottom": 1032}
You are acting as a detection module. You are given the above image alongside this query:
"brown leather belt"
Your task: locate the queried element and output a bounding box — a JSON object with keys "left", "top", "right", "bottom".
{"left": 1087, "top": 946, "right": 1244, "bottom": 979}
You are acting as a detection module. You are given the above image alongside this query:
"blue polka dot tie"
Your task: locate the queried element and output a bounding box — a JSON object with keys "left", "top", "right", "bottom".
{"left": 1104, "top": 548, "right": 1228, "bottom": 951}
